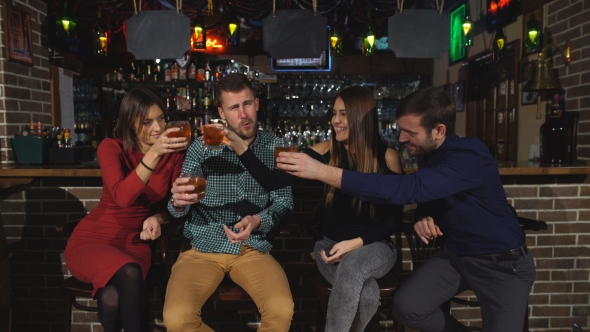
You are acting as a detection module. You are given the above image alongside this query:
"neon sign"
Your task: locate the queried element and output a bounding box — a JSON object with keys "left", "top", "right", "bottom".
{"left": 488, "top": 0, "right": 511, "bottom": 16}
{"left": 206, "top": 39, "right": 223, "bottom": 49}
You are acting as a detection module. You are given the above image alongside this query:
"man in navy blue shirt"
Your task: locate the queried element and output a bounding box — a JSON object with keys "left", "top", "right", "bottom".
{"left": 277, "top": 87, "right": 536, "bottom": 332}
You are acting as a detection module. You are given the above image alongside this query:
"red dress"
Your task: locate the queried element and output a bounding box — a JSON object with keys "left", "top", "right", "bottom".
{"left": 64, "top": 138, "right": 184, "bottom": 297}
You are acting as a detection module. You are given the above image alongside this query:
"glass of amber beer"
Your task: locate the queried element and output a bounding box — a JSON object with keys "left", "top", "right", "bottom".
{"left": 274, "top": 142, "right": 299, "bottom": 167}
{"left": 179, "top": 171, "right": 207, "bottom": 197}
{"left": 202, "top": 124, "right": 225, "bottom": 150}
{"left": 167, "top": 121, "right": 192, "bottom": 141}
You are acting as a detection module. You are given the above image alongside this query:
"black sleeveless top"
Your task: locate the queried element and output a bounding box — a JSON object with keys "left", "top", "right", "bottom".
{"left": 237, "top": 141, "right": 404, "bottom": 244}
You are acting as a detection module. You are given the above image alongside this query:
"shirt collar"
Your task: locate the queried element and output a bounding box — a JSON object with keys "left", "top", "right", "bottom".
{"left": 422, "top": 134, "right": 457, "bottom": 165}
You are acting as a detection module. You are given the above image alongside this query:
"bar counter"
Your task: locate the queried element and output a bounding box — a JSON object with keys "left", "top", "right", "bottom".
{"left": 1, "top": 161, "right": 590, "bottom": 331}
{"left": 2, "top": 161, "right": 590, "bottom": 177}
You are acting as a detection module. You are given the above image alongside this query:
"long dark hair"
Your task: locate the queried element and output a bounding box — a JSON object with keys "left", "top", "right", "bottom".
{"left": 326, "top": 86, "right": 382, "bottom": 216}
{"left": 115, "top": 87, "right": 166, "bottom": 152}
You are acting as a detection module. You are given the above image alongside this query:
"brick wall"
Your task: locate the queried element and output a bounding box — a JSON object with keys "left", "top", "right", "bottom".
{"left": 1, "top": 175, "right": 589, "bottom": 331}
{"left": 0, "top": 0, "right": 51, "bottom": 164}
{"left": 546, "top": 0, "right": 590, "bottom": 161}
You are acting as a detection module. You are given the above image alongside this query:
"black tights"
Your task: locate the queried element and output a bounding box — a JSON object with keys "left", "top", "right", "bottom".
{"left": 95, "top": 263, "right": 150, "bottom": 332}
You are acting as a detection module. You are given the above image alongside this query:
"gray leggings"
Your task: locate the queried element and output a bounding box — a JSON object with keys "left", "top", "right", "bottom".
{"left": 314, "top": 237, "right": 397, "bottom": 332}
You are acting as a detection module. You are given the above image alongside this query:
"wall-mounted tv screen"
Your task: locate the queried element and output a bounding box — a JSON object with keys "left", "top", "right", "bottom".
{"left": 271, "top": 50, "right": 331, "bottom": 72}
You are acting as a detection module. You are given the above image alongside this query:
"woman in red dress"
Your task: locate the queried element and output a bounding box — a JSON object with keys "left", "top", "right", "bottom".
{"left": 65, "top": 88, "right": 188, "bottom": 332}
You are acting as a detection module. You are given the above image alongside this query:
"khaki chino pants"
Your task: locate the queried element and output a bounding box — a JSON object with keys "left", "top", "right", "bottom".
{"left": 163, "top": 244, "right": 293, "bottom": 332}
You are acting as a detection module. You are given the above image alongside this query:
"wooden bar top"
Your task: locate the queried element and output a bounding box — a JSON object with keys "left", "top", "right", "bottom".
{"left": 1, "top": 161, "right": 590, "bottom": 177}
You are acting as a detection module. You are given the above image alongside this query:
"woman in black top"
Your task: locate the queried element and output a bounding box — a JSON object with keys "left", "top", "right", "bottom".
{"left": 223, "top": 86, "right": 403, "bottom": 332}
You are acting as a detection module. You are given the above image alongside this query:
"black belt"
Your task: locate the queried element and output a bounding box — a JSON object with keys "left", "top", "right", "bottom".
{"left": 473, "top": 244, "right": 528, "bottom": 262}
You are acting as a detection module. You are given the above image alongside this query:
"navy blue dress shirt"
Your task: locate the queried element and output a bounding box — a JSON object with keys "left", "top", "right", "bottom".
{"left": 341, "top": 135, "right": 524, "bottom": 256}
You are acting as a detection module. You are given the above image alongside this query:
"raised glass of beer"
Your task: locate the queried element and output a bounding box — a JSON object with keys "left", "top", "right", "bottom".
{"left": 179, "top": 171, "right": 207, "bottom": 197}
{"left": 167, "top": 121, "right": 192, "bottom": 141}
{"left": 202, "top": 124, "right": 226, "bottom": 150}
{"left": 274, "top": 142, "right": 299, "bottom": 167}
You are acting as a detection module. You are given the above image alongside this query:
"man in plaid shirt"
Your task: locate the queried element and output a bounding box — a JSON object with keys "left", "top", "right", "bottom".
{"left": 163, "top": 74, "right": 294, "bottom": 332}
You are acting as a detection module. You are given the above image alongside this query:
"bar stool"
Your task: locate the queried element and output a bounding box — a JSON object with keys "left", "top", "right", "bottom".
{"left": 0, "top": 178, "right": 33, "bottom": 332}
{"left": 57, "top": 219, "right": 172, "bottom": 332}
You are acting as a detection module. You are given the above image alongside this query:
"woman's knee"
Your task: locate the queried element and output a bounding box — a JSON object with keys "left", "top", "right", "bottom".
{"left": 96, "top": 285, "right": 119, "bottom": 313}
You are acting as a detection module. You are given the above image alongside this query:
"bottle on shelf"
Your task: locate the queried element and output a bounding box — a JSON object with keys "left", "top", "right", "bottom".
{"left": 129, "top": 62, "right": 137, "bottom": 81}
{"left": 171, "top": 62, "right": 179, "bottom": 81}
{"left": 189, "top": 62, "right": 197, "bottom": 80}
{"left": 203, "top": 87, "right": 211, "bottom": 111}
{"left": 153, "top": 65, "right": 160, "bottom": 82}
{"left": 179, "top": 64, "right": 187, "bottom": 81}
{"left": 204, "top": 60, "right": 211, "bottom": 81}
{"left": 540, "top": 94, "right": 572, "bottom": 164}
{"left": 166, "top": 88, "right": 177, "bottom": 112}
{"left": 165, "top": 64, "right": 171, "bottom": 82}
{"left": 116, "top": 68, "right": 123, "bottom": 82}
{"left": 191, "top": 89, "right": 199, "bottom": 111}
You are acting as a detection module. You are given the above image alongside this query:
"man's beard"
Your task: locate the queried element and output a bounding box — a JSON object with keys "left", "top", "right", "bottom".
{"left": 408, "top": 134, "right": 437, "bottom": 157}
{"left": 227, "top": 119, "right": 258, "bottom": 141}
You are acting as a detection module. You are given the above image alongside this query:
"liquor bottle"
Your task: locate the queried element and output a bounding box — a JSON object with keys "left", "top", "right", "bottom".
{"left": 191, "top": 89, "right": 198, "bottom": 110}
{"left": 165, "top": 89, "right": 173, "bottom": 111}
{"left": 171, "top": 63, "right": 179, "bottom": 81}
{"left": 204, "top": 60, "right": 211, "bottom": 81}
{"left": 116, "top": 68, "right": 123, "bottom": 82}
{"left": 189, "top": 62, "right": 197, "bottom": 80}
{"left": 496, "top": 71, "right": 507, "bottom": 110}
{"left": 203, "top": 87, "right": 211, "bottom": 110}
{"left": 540, "top": 94, "right": 572, "bottom": 164}
{"left": 153, "top": 65, "right": 159, "bottom": 81}
{"left": 179, "top": 65, "right": 187, "bottom": 81}
{"left": 140, "top": 62, "right": 147, "bottom": 82}
{"left": 129, "top": 62, "right": 137, "bottom": 81}
{"left": 165, "top": 64, "right": 171, "bottom": 82}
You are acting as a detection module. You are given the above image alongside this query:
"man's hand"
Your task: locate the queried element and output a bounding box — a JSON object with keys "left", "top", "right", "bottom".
{"left": 140, "top": 216, "right": 162, "bottom": 241}
{"left": 223, "top": 215, "right": 261, "bottom": 244}
{"left": 277, "top": 152, "right": 343, "bottom": 188}
{"left": 414, "top": 216, "right": 443, "bottom": 244}
{"left": 320, "top": 238, "right": 363, "bottom": 264}
{"left": 170, "top": 177, "right": 202, "bottom": 210}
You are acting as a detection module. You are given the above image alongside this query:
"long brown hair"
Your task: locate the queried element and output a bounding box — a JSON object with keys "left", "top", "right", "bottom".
{"left": 115, "top": 87, "right": 166, "bottom": 152}
{"left": 326, "top": 86, "right": 381, "bottom": 216}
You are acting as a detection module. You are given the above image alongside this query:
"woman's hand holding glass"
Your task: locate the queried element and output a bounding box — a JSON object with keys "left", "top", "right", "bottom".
{"left": 140, "top": 216, "right": 162, "bottom": 241}
{"left": 220, "top": 127, "right": 249, "bottom": 156}
{"left": 153, "top": 126, "right": 189, "bottom": 156}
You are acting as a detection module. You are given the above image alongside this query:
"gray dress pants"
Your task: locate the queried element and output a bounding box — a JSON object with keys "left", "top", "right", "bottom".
{"left": 314, "top": 237, "right": 397, "bottom": 332}
{"left": 391, "top": 249, "right": 536, "bottom": 332}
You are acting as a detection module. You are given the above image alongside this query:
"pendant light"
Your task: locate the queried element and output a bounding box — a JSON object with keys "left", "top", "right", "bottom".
{"left": 192, "top": 7, "right": 206, "bottom": 50}
{"left": 363, "top": 10, "right": 374, "bottom": 56}
{"left": 93, "top": 12, "right": 108, "bottom": 56}
{"left": 56, "top": 1, "right": 76, "bottom": 39}
{"left": 462, "top": 4, "right": 473, "bottom": 48}
{"left": 492, "top": 25, "right": 505, "bottom": 63}
{"left": 525, "top": 14, "right": 541, "bottom": 50}
{"left": 330, "top": 24, "right": 342, "bottom": 57}
{"left": 227, "top": 1, "right": 240, "bottom": 47}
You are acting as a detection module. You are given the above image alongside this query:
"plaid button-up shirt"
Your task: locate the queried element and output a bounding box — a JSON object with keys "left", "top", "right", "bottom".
{"left": 168, "top": 129, "right": 294, "bottom": 254}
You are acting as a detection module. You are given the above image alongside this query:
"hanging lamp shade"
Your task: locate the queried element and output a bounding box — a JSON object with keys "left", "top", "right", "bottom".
{"left": 492, "top": 26, "right": 505, "bottom": 63}
{"left": 363, "top": 11, "right": 374, "bottom": 56}
{"left": 193, "top": 8, "right": 206, "bottom": 50}
{"left": 93, "top": 12, "right": 108, "bottom": 56}
{"left": 56, "top": 1, "right": 76, "bottom": 38}
{"left": 330, "top": 24, "right": 342, "bottom": 56}
{"left": 227, "top": 2, "right": 240, "bottom": 47}
{"left": 462, "top": 4, "right": 473, "bottom": 48}
{"left": 525, "top": 14, "right": 541, "bottom": 50}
